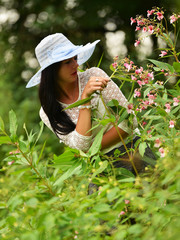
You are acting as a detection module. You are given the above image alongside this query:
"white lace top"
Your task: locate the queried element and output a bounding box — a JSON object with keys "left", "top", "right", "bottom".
{"left": 40, "top": 67, "right": 138, "bottom": 154}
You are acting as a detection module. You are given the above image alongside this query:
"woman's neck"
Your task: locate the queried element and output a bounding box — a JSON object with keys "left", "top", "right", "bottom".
{"left": 57, "top": 78, "right": 79, "bottom": 104}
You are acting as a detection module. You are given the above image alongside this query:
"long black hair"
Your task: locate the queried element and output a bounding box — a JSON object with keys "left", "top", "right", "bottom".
{"left": 39, "top": 61, "right": 76, "bottom": 135}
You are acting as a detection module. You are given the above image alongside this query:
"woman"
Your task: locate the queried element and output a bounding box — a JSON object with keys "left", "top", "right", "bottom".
{"left": 26, "top": 33, "right": 155, "bottom": 174}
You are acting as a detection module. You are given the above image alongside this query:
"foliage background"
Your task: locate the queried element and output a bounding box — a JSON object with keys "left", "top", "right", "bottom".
{"left": 0, "top": 0, "right": 180, "bottom": 158}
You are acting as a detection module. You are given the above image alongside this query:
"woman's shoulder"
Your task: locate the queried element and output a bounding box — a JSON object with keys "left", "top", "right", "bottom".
{"left": 86, "top": 67, "right": 106, "bottom": 75}
{"left": 39, "top": 107, "right": 48, "bottom": 123}
{"left": 79, "top": 67, "right": 108, "bottom": 78}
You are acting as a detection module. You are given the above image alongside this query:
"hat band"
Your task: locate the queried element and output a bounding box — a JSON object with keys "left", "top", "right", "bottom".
{"left": 45, "top": 44, "right": 81, "bottom": 65}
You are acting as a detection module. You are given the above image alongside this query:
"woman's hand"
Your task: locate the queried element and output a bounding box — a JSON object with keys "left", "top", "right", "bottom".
{"left": 81, "top": 76, "right": 109, "bottom": 99}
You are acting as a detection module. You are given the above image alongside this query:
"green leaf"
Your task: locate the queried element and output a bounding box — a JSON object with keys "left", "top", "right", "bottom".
{"left": 107, "top": 99, "right": 119, "bottom": 107}
{"left": 153, "top": 67, "right": 161, "bottom": 71}
{"left": 173, "top": 62, "right": 180, "bottom": 72}
{"left": 63, "top": 96, "right": 93, "bottom": 110}
{"left": 36, "top": 141, "right": 46, "bottom": 165}
{"left": 112, "top": 75, "right": 132, "bottom": 82}
{"left": 9, "top": 110, "right": 18, "bottom": 141}
{"left": 88, "top": 128, "right": 104, "bottom": 157}
{"left": 93, "top": 203, "right": 111, "bottom": 212}
{"left": 19, "top": 140, "right": 27, "bottom": 152}
{"left": 91, "top": 160, "right": 108, "bottom": 179}
{"left": 144, "top": 87, "right": 153, "bottom": 98}
{"left": 167, "top": 89, "right": 180, "bottom": 97}
{"left": 0, "top": 202, "right": 7, "bottom": 209}
{"left": 25, "top": 198, "right": 39, "bottom": 208}
{"left": 139, "top": 142, "right": 147, "bottom": 157}
{"left": 34, "top": 121, "right": 44, "bottom": 145}
{"left": 53, "top": 164, "right": 81, "bottom": 186}
{"left": 0, "top": 136, "right": 11, "bottom": 145}
{"left": 144, "top": 115, "right": 164, "bottom": 120}
{"left": 107, "top": 187, "right": 120, "bottom": 201}
{"left": 97, "top": 53, "right": 104, "bottom": 68}
{"left": 0, "top": 116, "right": 5, "bottom": 132}
{"left": 117, "top": 109, "right": 128, "bottom": 125}
{"left": 53, "top": 148, "right": 79, "bottom": 164}
{"left": 148, "top": 59, "right": 174, "bottom": 73}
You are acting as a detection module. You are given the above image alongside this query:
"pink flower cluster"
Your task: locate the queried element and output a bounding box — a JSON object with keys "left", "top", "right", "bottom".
{"left": 112, "top": 56, "right": 119, "bottom": 69}
{"left": 118, "top": 199, "right": 130, "bottom": 218}
{"left": 130, "top": 8, "right": 180, "bottom": 47}
{"left": 165, "top": 98, "right": 179, "bottom": 113}
{"left": 170, "top": 14, "right": 180, "bottom": 24}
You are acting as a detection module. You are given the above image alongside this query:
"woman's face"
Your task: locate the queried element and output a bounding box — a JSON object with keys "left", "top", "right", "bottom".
{"left": 57, "top": 56, "right": 79, "bottom": 84}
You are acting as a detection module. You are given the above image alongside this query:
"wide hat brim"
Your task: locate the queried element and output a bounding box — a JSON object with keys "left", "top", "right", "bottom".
{"left": 26, "top": 39, "right": 100, "bottom": 88}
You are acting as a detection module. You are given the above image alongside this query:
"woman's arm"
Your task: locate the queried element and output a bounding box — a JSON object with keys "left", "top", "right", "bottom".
{"left": 101, "top": 126, "right": 129, "bottom": 150}
{"left": 75, "top": 76, "right": 109, "bottom": 136}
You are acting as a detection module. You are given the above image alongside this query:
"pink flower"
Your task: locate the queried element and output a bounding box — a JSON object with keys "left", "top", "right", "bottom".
{"left": 113, "top": 56, "right": 119, "bottom": 61}
{"left": 134, "top": 40, "right": 140, "bottom": 47}
{"left": 147, "top": 72, "right": 154, "bottom": 80}
{"left": 125, "top": 199, "right": 130, "bottom": 204}
{"left": 147, "top": 9, "right": 155, "bottom": 17}
{"left": 154, "top": 138, "right": 161, "bottom": 148}
{"left": 137, "top": 19, "right": 144, "bottom": 26}
{"left": 135, "top": 26, "right": 141, "bottom": 31}
{"left": 142, "top": 100, "right": 150, "bottom": 107}
{"left": 142, "top": 27, "right": 147, "bottom": 32}
{"left": 142, "top": 121, "right": 147, "bottom": 126}
{"left": 9, "top": 149, "right": 20, "bottom": 155}
{"left": 131, "top": 75, "right": 137, "bottom": 81}
{"left": 134, "top": 89, "right": 141, "bottom": 98}
{"left": 173, "top": 97, "right": 179, "bottom": 106}
{"left": 118, "top": 211, "right": 125, "bottom": 217}
{"left": 130, "top": 17, "right": 136, "bottom": 25}
{"left": 165, "top": 103, "right": 171, "bottom": 113}
{"left": 159, "top": 147, "right": 165, "bottom": 157}
{"left": 159, "top": 51, "right": 167, "bottom": 57}
{"left": 144, "top": 78, "right": 149, "bottom": 84}
{"left": 8, "top": 161, "right": 15, "bottom": 165}
{"left": 124, "top": 63, "right": 132, "bottom": 72}
{"left": 169, "top": 120, "right": 175, "bottom": 128}
{"left": 157, "top": 12, "right": 164, "bottom": 21}
{"left": 170, "top": 15, "right": 178, "bottom": 24}
{"left": 147, "top": 93, "right": 156, "bottom": 104}
{"left": 148, "top": 25, "right": 154, "bottom": 34}
{"left": 135, "top": 67, "right": 143, "bottom": 74}
{"left": 127, "top": 103, "right": 133, "bottom": 114}
{"left": 112, "top": 62, "right": 118, "bottom": 69}
{"left": 137, "top": 80, "right": 146, "bottom": 87}
{"left": 136, "top": 107, "right": 141, "bottom": 112}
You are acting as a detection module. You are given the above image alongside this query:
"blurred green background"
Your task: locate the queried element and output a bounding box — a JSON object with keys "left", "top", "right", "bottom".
{"left": 0, "top": 0, "right": 180, "bottom": 158}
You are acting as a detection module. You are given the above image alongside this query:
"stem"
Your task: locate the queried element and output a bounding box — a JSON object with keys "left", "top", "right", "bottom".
{"left": 160, "top": 31, "right": 179, "bottom": 62}
{"left": 16, "top": 143, "right": 56, "bottom": 196}
{"left": 99, "top": 94, "right": 139, "bottom": 176}
{"left": 103, "top": 154, "right": 116, "bottom": 179}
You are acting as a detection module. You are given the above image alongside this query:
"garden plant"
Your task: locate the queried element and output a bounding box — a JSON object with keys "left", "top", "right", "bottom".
{"left": 0, "top": 7, "right": 180, "bottom": 240}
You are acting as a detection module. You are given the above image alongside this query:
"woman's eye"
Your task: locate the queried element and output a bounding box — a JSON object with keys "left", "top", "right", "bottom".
{"left": 64, "top": 56, "right": 77, "bottom": 64}
{"left": 65, "top": 60, "right": 70, "bottom": 64}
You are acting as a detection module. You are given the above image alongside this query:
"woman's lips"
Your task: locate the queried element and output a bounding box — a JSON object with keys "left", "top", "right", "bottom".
{"left": 72, "top": 71, "right": 77, "bottom": 76}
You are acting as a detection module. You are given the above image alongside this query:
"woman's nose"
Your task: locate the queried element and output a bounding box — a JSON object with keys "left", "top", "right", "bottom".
{"left": 73, "top": 59, "right": 79, "bottom": 68}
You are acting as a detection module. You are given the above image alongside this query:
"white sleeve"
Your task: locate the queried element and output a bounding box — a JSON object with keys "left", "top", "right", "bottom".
{"left": 39, "top": 108, "right": 92, "bottom": 152}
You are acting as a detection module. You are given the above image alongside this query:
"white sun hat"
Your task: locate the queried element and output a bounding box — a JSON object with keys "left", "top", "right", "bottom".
{"left": 26, "top": 33, "right": 100, "bottom": 88}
